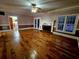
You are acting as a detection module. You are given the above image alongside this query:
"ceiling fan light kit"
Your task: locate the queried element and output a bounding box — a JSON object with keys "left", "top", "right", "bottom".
{"left": 31, "top": 4, "right": 38, "bottom": 13}
{"left": 32, "top": 7, "right": 38, "bottom": 13}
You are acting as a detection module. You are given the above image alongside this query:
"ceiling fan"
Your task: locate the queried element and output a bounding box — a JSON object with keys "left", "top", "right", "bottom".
{"left": 31, "top": 3, "right": 41, "bottom": 13}
{"left": 26, "top": 0, "right": 42, "bottom": 13}
{"left": 31, "top": 3, "right": 38, "bottom": 13}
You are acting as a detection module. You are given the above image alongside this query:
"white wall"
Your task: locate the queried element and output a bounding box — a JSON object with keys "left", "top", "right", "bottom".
{"left": 0, "top": 15, "right": 8, "bottom": 26}
{"left": 0, "top": 12, "right": 33, "bottom": 26}
{"left": 18, "top": 15, "right": 33, "bottom": 25}
{"left": 34, "top": 15, "right": 52, "bottom": 30}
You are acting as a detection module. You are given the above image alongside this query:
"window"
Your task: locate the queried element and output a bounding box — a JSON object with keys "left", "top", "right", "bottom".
{"left": 65, "top": 16, "right": 76, "bottom": 32}
{"left": 57, "top": 16, "right": 65, "bottom": 31}
{"left": 56, "top": 15, "right": 78, "bottom": 34}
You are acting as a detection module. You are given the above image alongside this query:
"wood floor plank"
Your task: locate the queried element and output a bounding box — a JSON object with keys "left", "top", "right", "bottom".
{"left": 0, "top": 29, "right": 79, "bottom": 59}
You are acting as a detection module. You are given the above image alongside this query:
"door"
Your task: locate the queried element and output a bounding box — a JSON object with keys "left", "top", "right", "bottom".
{"left": 8, "top": 16, "right": 18, "bottom": 30}
{"left": 34, "top": 19, "right": 40, "bottom": 29}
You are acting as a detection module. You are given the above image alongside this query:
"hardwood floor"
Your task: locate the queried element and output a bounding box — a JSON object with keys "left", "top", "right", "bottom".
{"left": 0, "top": 29, "right": 79, "bottom": 59}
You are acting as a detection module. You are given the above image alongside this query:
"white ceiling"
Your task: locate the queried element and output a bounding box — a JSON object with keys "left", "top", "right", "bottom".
{"left": 0, "top": 0, "right": 79, "bottom": 15}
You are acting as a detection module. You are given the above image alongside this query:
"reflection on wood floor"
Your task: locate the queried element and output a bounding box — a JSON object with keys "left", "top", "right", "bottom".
{"left": 0, "top": 29, "right": 79, "bottom": 59}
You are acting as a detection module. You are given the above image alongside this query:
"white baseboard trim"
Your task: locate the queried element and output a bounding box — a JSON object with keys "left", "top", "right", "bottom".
{"left": 53, "top": 32, "right": 79, "bottom": 48}
{"left": 0, "top": 27, "right": 34, "bottom": 32}
{"left": 0, "top": 24, "right": 9, "bottom": 26}
{"left": 53, "top": 32, "right": 79, "bottom": 40}
{"left": 19, "top": 27, "right": 34, "bottom": 30}
{"left": 0, "top": 30, "right": 11, "bottom": 32}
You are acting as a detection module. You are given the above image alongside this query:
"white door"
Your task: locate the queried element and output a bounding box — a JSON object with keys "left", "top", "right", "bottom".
{"left": 34, "top": 19, "right": 40, "bottom": 29}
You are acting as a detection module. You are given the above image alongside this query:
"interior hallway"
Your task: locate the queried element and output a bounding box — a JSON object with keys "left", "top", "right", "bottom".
{"left": 0, "top": 29, "right": 79, "bottom": 59}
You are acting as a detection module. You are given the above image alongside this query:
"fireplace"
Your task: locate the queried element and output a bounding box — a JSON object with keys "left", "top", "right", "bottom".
{"left": 42, "top": 25, "right": 51, "bottom": 32}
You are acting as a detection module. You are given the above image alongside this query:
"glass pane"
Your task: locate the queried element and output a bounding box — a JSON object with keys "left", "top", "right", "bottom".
{"left": 38, "top": 19, "right": 40, "bottom": 28}
{"left": 35, "top": 19, "right": 36, "bottom": 28}
{"left": 57, "top": 16, "right": 65, "bottom": 31}
{"left": 65, "top": 16, "right": 76, "bottom": 32}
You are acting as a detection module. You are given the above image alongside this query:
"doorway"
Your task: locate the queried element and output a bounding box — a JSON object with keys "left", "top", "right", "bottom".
{"left": 8, "top": 16, "right": 18, "bottom": 30}
{"left": 34, "top": 19, "right": 40, "bottom": 29}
